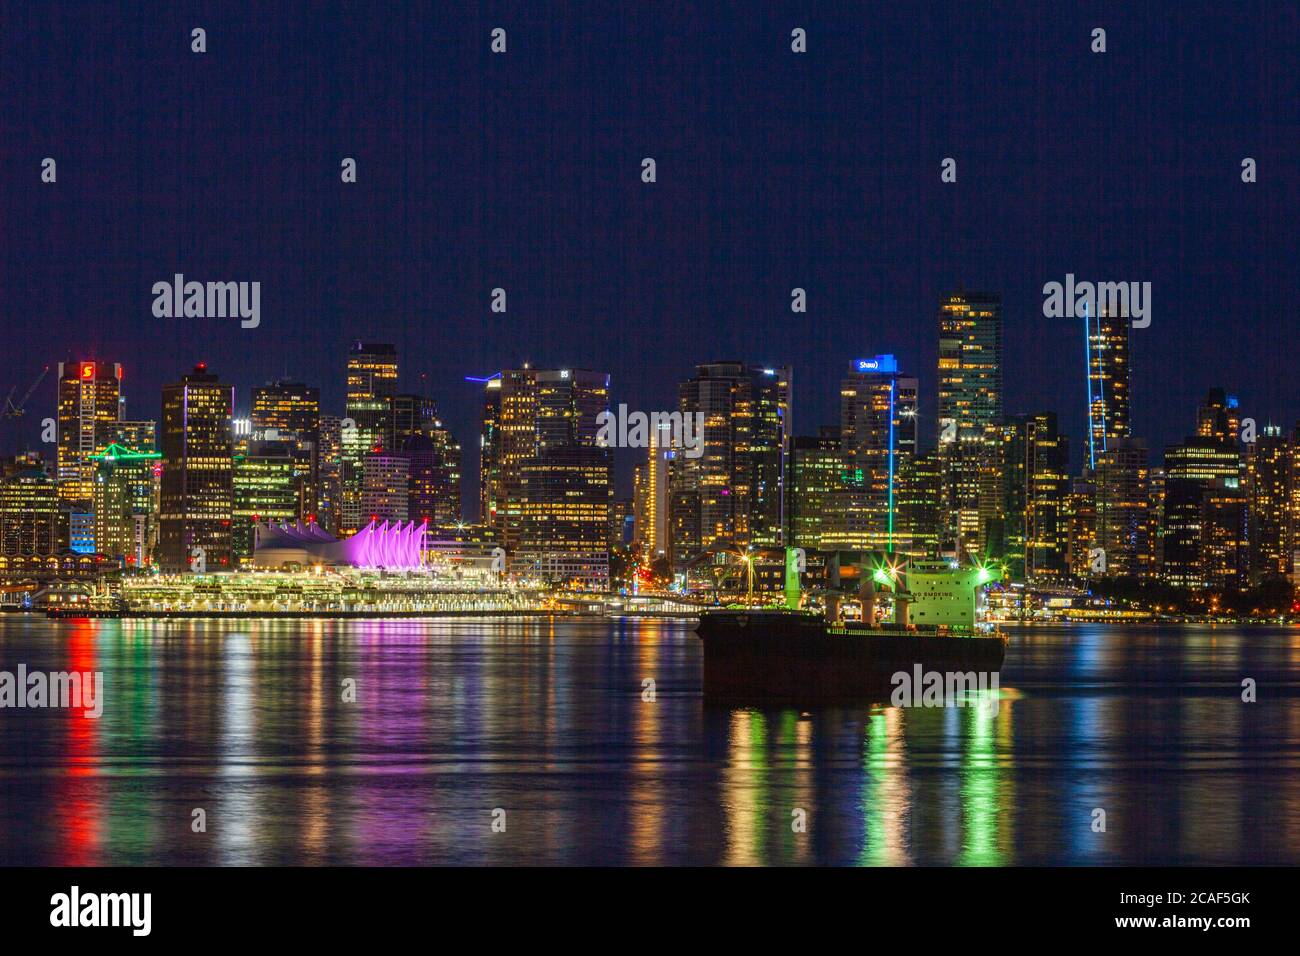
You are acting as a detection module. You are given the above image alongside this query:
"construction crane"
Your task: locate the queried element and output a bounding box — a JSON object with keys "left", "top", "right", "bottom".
{"left": 3, "top": 365, "right": 50, "bottom": 418}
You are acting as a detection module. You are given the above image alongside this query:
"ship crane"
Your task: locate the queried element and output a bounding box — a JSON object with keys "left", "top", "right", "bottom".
{"left": 3, "top": 365, "right": 50, "bottom": 418}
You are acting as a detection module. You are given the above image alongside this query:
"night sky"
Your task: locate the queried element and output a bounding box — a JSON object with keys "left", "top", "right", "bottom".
{"left": 3, "top": 2, "right": 1297, "bottom": 512}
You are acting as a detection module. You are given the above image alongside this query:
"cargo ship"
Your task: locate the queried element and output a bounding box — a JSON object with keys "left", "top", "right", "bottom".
{"left": 697, "top": 552, "right": 1006, "bottom": 700}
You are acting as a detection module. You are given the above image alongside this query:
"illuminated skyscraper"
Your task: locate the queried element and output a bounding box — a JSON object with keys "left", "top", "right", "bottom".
{"left": 0, "top": 467, "right": 64, "bottom": 556}
{"left": 937, "top": 293, "right": 1002, "bottom": 556}
{"left": 232, "top": 444, "right": 298, "bottom": 563}
{"left": 669, "top": 362, "right": 791, "bottom": 569}
{"left": 1161, "top": 438, "right": 1243, "bottom": 589}
{"left": 478, "top": 375, "right": 502, "bottom": 524}
{"left": 1247, "top": 425, "right": 1289, "bottom": 582}
{"left": 839, "top": 356, "right": 917, "bottom": 551}
{"left": 361, "top": 451, "right": 410, "bottom": 524}
{"left": 1084, "top": 305, "right": 1131, "bottom": 468}
{"left": 91, "top": 443, "right": 161, "bottom": 567}
{"left": 481, "top": 368, "right": 612, "bottom": 586}
{"left": 343, "top": 343, "right": 398, "bottom": 532}
{"left": 787, "top": 430, "right": 842, "bottom": 551}
{"left": 56, "top": 361, "right": 122, "bottom": 504}
{"left": 1094, "top": 437, "right": 1153, "bottom": 578}
{"left": 1002, "top": 413, "right": 1069, "bottom": 581}
{"left": 158, "top": 364, "right": 235, "bottom": 571}
{"left": 252, "top": 381, "right": 320, "bottom": 520}
{"left": 633, "top": 423, "right": 672, "bottom": 559}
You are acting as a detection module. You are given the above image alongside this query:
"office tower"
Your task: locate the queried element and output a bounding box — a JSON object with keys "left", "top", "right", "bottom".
{"left": 787, "top": 430, "right": 842, "bottom": 551}
{"left": 232, "top": 443, "right": 299, "bottom": 562}
{"left": 609, "top": 495, "right": 634, "bottom": 551}
{"left": 478, "top": 375, "right": 502, "bottom": 524}
{"left": 1197, "top": 388, "right": 1239, "bottom": 444}
{"left": 252, "top": 381, "right": 320, "bottom": 520}
{"left": 316, "top": 415, "right": 344, "bottom": 532}
{"left": 1065, "top": 475, "right": 1098, "bottom": 579}
{"left": 840, "top": 356, "right": 918, "bottom": 552}
{"left": 1094, "top": 437, "right": 1152, "bottom": 578}
{"left": 633, "top": 423, "right": 672, "bottom": 560}
{"left": 394, "top": 393, "right": 462, "bottom": 526}
{"left": 894, "top": 450, "right": 942, "bottom": 556}
{"left": 56, "top": 361, "right": 122, "bottom": 503}
{"left": 482, "top": 368, "right": 612, "bottom": 586}
{"left": 91, "top": 443, "right": 161, "bottom": 566}
{"left": 342, "top": 343, "right": 398, "bottom": 532}
{"left": 1161, "top": 438, "right": 1242, "bottom": 588}
{"left": 937, "top": 292, "right": 1002, "bottom": 556}
{"left": 1247, "top": 425, "right": 1290, "bottom": 582}
{"left": 669, "top": 362, "right": 791, "bottom": 569}
{"left": 1003, "top": 413, "right": 1069, "bottom": 582}
{"left": 1084, "top": 305, "right": 1132, "bottom": 468}
{"left": 0, "top": 467, "right": 64, "bottom": 556}
{"left": 158, "top": 364, "right": 235, "bottom": 572}
{"left": 361, "top": 452, "right": 411, "bottom": 523}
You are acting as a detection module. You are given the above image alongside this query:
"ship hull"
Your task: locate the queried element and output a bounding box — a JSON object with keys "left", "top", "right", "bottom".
{"left": 697, "top": 610, "right": 1006, "bottom": 701}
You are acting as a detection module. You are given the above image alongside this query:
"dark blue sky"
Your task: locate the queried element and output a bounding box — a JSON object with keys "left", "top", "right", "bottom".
{"left": 3, "top": 2, "right": 1298, "bottom": 509}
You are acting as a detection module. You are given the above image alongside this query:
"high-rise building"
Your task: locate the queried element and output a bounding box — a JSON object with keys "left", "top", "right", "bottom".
{"left": 393, "top": 393, "right": 462, "bottom": 526}
{"left": 1094, "top": 437, "right": 1152, "bottom": 578}
{"left": 91, "top": 443, "right": 161, "bottom": 567}
{"left": 1084, "top": 305, "right": 1132, "bottom": 469}
{"left": 361, "top": 452, "right": 411, "bottom": 524}
{"left": 0, "top": 468, "right": 64, "bottom": 556}
{"left": 483, "top": 368, "right": 612, "bottom": 586}
{"left": 1161, "top": 438, "right": 1242, "bottom": 589}
{"left": 787, "top": 430, "right": 842, "bottom": 551}
{"left": 56, "top": 361, "right": 122, "bottom": 504}
{"left": 343, "top": 343, "right": 398, "bottom": 532}
{"left": 158, "top": 364, "right": 235, "bottom": 572}
{"left": 251, "top": 381, "right": 320, "bottom": 520}
{"left": 478, "top": 376, "right": 502, "bottom": 524}
{"left": 232, "top": 443, "right": 299, "bottom": 562}
{"left": 317, "top": 415, "right": 344, "bottom": 533}
{"left": 1003, "top": 413, "right": 1070, "bottom": 582}
{"left": 894, "top": 451, "right": 942, "bottom": 557}
{"left": 1247, "top": 425, "right": 1290, "bottom": 582}
{"left": 669, "top": 362, "right": 791, "bottom": 569}
{"left": 633, "top": 422, "right": 672, "bottom": 560}
{"left": 839, "top": 356, "right": 917, "bottom": 552}
{"left": 937, "top": 293, "right": 1002, "bottom": 556}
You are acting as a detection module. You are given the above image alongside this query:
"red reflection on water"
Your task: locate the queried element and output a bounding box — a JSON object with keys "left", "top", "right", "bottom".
{"left": 55, "top": 621, "right": 101, "bottom": 865}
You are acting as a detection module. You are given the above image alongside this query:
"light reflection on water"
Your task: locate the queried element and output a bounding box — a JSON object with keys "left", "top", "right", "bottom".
{"left": 1, "top": 615, "right": 1298, "bottom": 865}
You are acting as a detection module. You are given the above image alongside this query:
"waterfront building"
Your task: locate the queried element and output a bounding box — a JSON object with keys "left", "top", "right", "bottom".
{"left": 343, "top": 343, "right": 398, "bottom": 532}
{"left": 633, "top": 422, "right": 671, "bottom": 560}
{"left": 668, "top": 362, "right": 791, "bottom": 569}
{"left": 91, "top": 442, "right": 161, "bottom": 567}
{"left": 56, "top": 360, "right": 122, "bottom": 504}
{"left": 232, "top": 443, "right": 299, "bottom": 562}
{"left": 361, "top": 451, "right": 410, "bottom": 524}
{"left": 1094, "top": 437, "right": 1153, "bottom": 578}
{"left": 251, "top": 381, "right": 320, "bottom": 520}
{"left": 1161, "top": 437, "right": 1243, "bottom": 589}
{"left": 0, "top": 467, "right": 65, "bottom": 556}
{"left": 158, "top": 364, "right": 235, "bottom": 572}
{"left": 839, "top": 356, "right": 917, "bottom": 552}
{"left": 1247, "top": 425, "right": 1290, "bottom": 582}
{"left": 1002, "top": 413, "right": 1070, "bottom": 582}
{"left": 479, "top": 368, "right": 612, "bottom": 586}
{"left": 787, "top": 430, "right": 842, "bottom": 551}
{"left": 937, "top": 293, "right": 1002, "bottom": 557}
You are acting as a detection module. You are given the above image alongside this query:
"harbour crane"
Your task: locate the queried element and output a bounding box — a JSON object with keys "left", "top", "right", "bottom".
{"left": 3, "top": 365, "right": 49, "bottom": 418}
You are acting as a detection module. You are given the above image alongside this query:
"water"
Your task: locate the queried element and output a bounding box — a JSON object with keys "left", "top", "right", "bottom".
{"left": 1, "top": 614, "right": 1298, "bottom": 866}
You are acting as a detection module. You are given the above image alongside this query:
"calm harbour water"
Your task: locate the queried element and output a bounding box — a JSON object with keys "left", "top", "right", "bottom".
{"left": 1, "top": 614, "right": 1298, "bottom": 866}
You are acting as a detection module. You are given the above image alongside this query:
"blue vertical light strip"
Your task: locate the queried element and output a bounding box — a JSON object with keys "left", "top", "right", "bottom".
{"left": 887, "top": 378, "right": 895, "bottom": 553}
{"left": 1083, "top": 301, "right": 1095, "bottom": 470}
